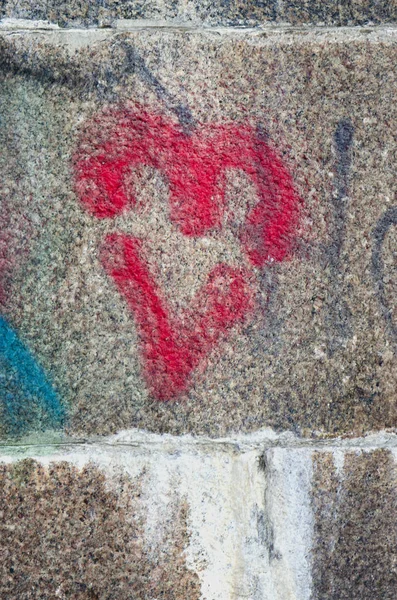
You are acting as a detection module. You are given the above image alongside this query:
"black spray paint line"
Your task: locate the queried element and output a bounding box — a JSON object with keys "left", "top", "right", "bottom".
{"left": 251, "top": 125, "right": 286, "bottom": 369}
{"left": 119, "top": 41, "right": 195, "bottom": 132}
{"left": 324, "top": 118, "right": 354, "bottom": 356}
{"left": 332, "top": 118, "right": 354, "bottom": 253}
{"left": 0, "top": 36, "right": 195, "bottom": 131}
{"left": 372, "top": 206, "right": 397, "bottom": 350}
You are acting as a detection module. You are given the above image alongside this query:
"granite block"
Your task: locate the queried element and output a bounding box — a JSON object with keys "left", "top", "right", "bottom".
{"left": 0, "top": 0, "right": 397, "bottom": 27}
{"left": 0, "top": 28, "right": 396, "bottom": 438}
{"left": 0, "top": 458, "right": 200, "bottom": 599}
{"left": 259, "top": 444, "right": 397, "bottom": 599}
{"left": 312, "top": 448, "right": 397, "bottom": 599}
{"left": 0, "top": 438, "right": 271, "bottom": 600}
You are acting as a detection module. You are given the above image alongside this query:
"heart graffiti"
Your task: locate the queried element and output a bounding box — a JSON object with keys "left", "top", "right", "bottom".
{"left": 74, "top": 107, "right": 302, "bottom": 400}
{"left": 100, "top": 234, "right": 253, "bottom": 400}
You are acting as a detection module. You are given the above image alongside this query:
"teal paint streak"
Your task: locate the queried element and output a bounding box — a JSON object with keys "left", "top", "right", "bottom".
{"left": 0, "top": 316, "right": 65, "bottom": 435}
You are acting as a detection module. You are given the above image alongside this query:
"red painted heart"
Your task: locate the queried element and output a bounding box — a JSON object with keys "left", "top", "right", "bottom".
{"left": 74, "top": 107, "right": 301, "bottom": 400}
{"left": 100, "top": 234, "right": 254, "bottom": 399}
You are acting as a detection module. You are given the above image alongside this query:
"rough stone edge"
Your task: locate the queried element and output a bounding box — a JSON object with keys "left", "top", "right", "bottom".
{"left": 1, "top": 18, "right": 397, "bottom": 36}
{"left": 2, "top": 429, "right": 397, "bottom": 454}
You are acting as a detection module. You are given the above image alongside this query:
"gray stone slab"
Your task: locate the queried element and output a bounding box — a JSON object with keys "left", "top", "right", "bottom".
{"left": 311, "top": 448, "right": 397, "bottom": 599}
{"left": 0, "top": 0, "right": 397, "bottom": 27}
{"left": 0, "top": 27, "right": 396, "bottom": 438}
{"left": 0, "top": 456, "right": 201, "bottom": 599}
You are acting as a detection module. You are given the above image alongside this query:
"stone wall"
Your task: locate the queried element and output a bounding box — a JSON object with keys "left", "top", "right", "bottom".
{"left": 0, "top": 5, "right": 397, "bottom": 598}
{"left": 1, "top": 0, "right": 397, "bottom": 26}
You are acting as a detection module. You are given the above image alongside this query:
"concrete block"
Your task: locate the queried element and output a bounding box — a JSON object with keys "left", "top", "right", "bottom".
{"left": 261, "top": 441, "right": 397, "bottom": 599}
{"left": 0, "top": 27, "right": 396, "bottom": 439}
{"left": 2, "top": 434, "right": 396, "bottom": 598}
{"left": 311, "top": 447, "right": 397, "bottom": 599}
{"left": 0, "top": 434, "right": 270, "bottom": 599}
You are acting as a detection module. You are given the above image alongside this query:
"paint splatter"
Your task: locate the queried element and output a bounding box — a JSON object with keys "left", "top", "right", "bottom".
{"left": 0, "top": 316, "right": 64, "bottom": 435}
{"left": 74, "top": 107, "right": 302, "bottom": 400}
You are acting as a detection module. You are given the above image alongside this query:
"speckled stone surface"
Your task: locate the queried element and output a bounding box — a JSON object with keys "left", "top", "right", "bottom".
{"left": 312, "top": 449, "right": 397, "bottom": 599}
{"left": 0, "top": 458, "right": 200, "bottom": 599}
{"left": 0, "top": 0, "right": 397, "bottom": 26}
{"left": 0, "top": 28, "right": 396, "bottom": 438}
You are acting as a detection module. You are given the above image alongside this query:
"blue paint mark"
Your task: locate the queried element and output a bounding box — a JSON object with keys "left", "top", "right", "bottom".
{"left": 0, "top": 316, "right": 64, "bottom": 435}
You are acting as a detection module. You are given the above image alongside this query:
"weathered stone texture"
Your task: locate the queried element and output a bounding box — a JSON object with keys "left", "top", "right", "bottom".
{"left": 283, "top": 0, "right": 397, "bottom": 26}
{"left": 312, "top": 449, "right": 397, "bottom": 599}
{"left": 0, "top": 10, "right": 396, "bottom": 600}
{"left": 0, "top": 29, "right": 396, "bottom": 438}
{"left": 2, "top": 436, "right": 397, "bottom": 599}
{"left": 0, "top": 458, "right": 200, "bottom": 599}
{"left": 0, "top": 0, "right": 397, "bottom": 26}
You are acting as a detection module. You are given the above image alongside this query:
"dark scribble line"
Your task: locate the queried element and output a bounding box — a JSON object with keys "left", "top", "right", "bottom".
{"left": 372, "top": 205, "right": 397, "bottom": 350}
{"left": 0, "top": 36, "right": 195, "bottom": 131}
{"left": 329, "top": 119, "right": 354, "bottom": 273}
{"left": 334, "top": 119, "right": 354, "bottom": 195}
{"left": 323, "top": 118, "right": 354, "bottom": 356}
{"left": 119, "top": 42, "right": 195, "bottom": 132}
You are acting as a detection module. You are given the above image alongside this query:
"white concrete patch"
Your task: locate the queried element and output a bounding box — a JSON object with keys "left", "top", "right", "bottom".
{"left": 2, "top": 430, "right": 397, "bottom": 599}
{"left": 0, "top": 440, "right": 266, "bottom": 600}
{"left": 263, "top": 449, "right": 314, "bottom": 600}
{"left": 0, "top": 18, "right": 60, "bottom": 29}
